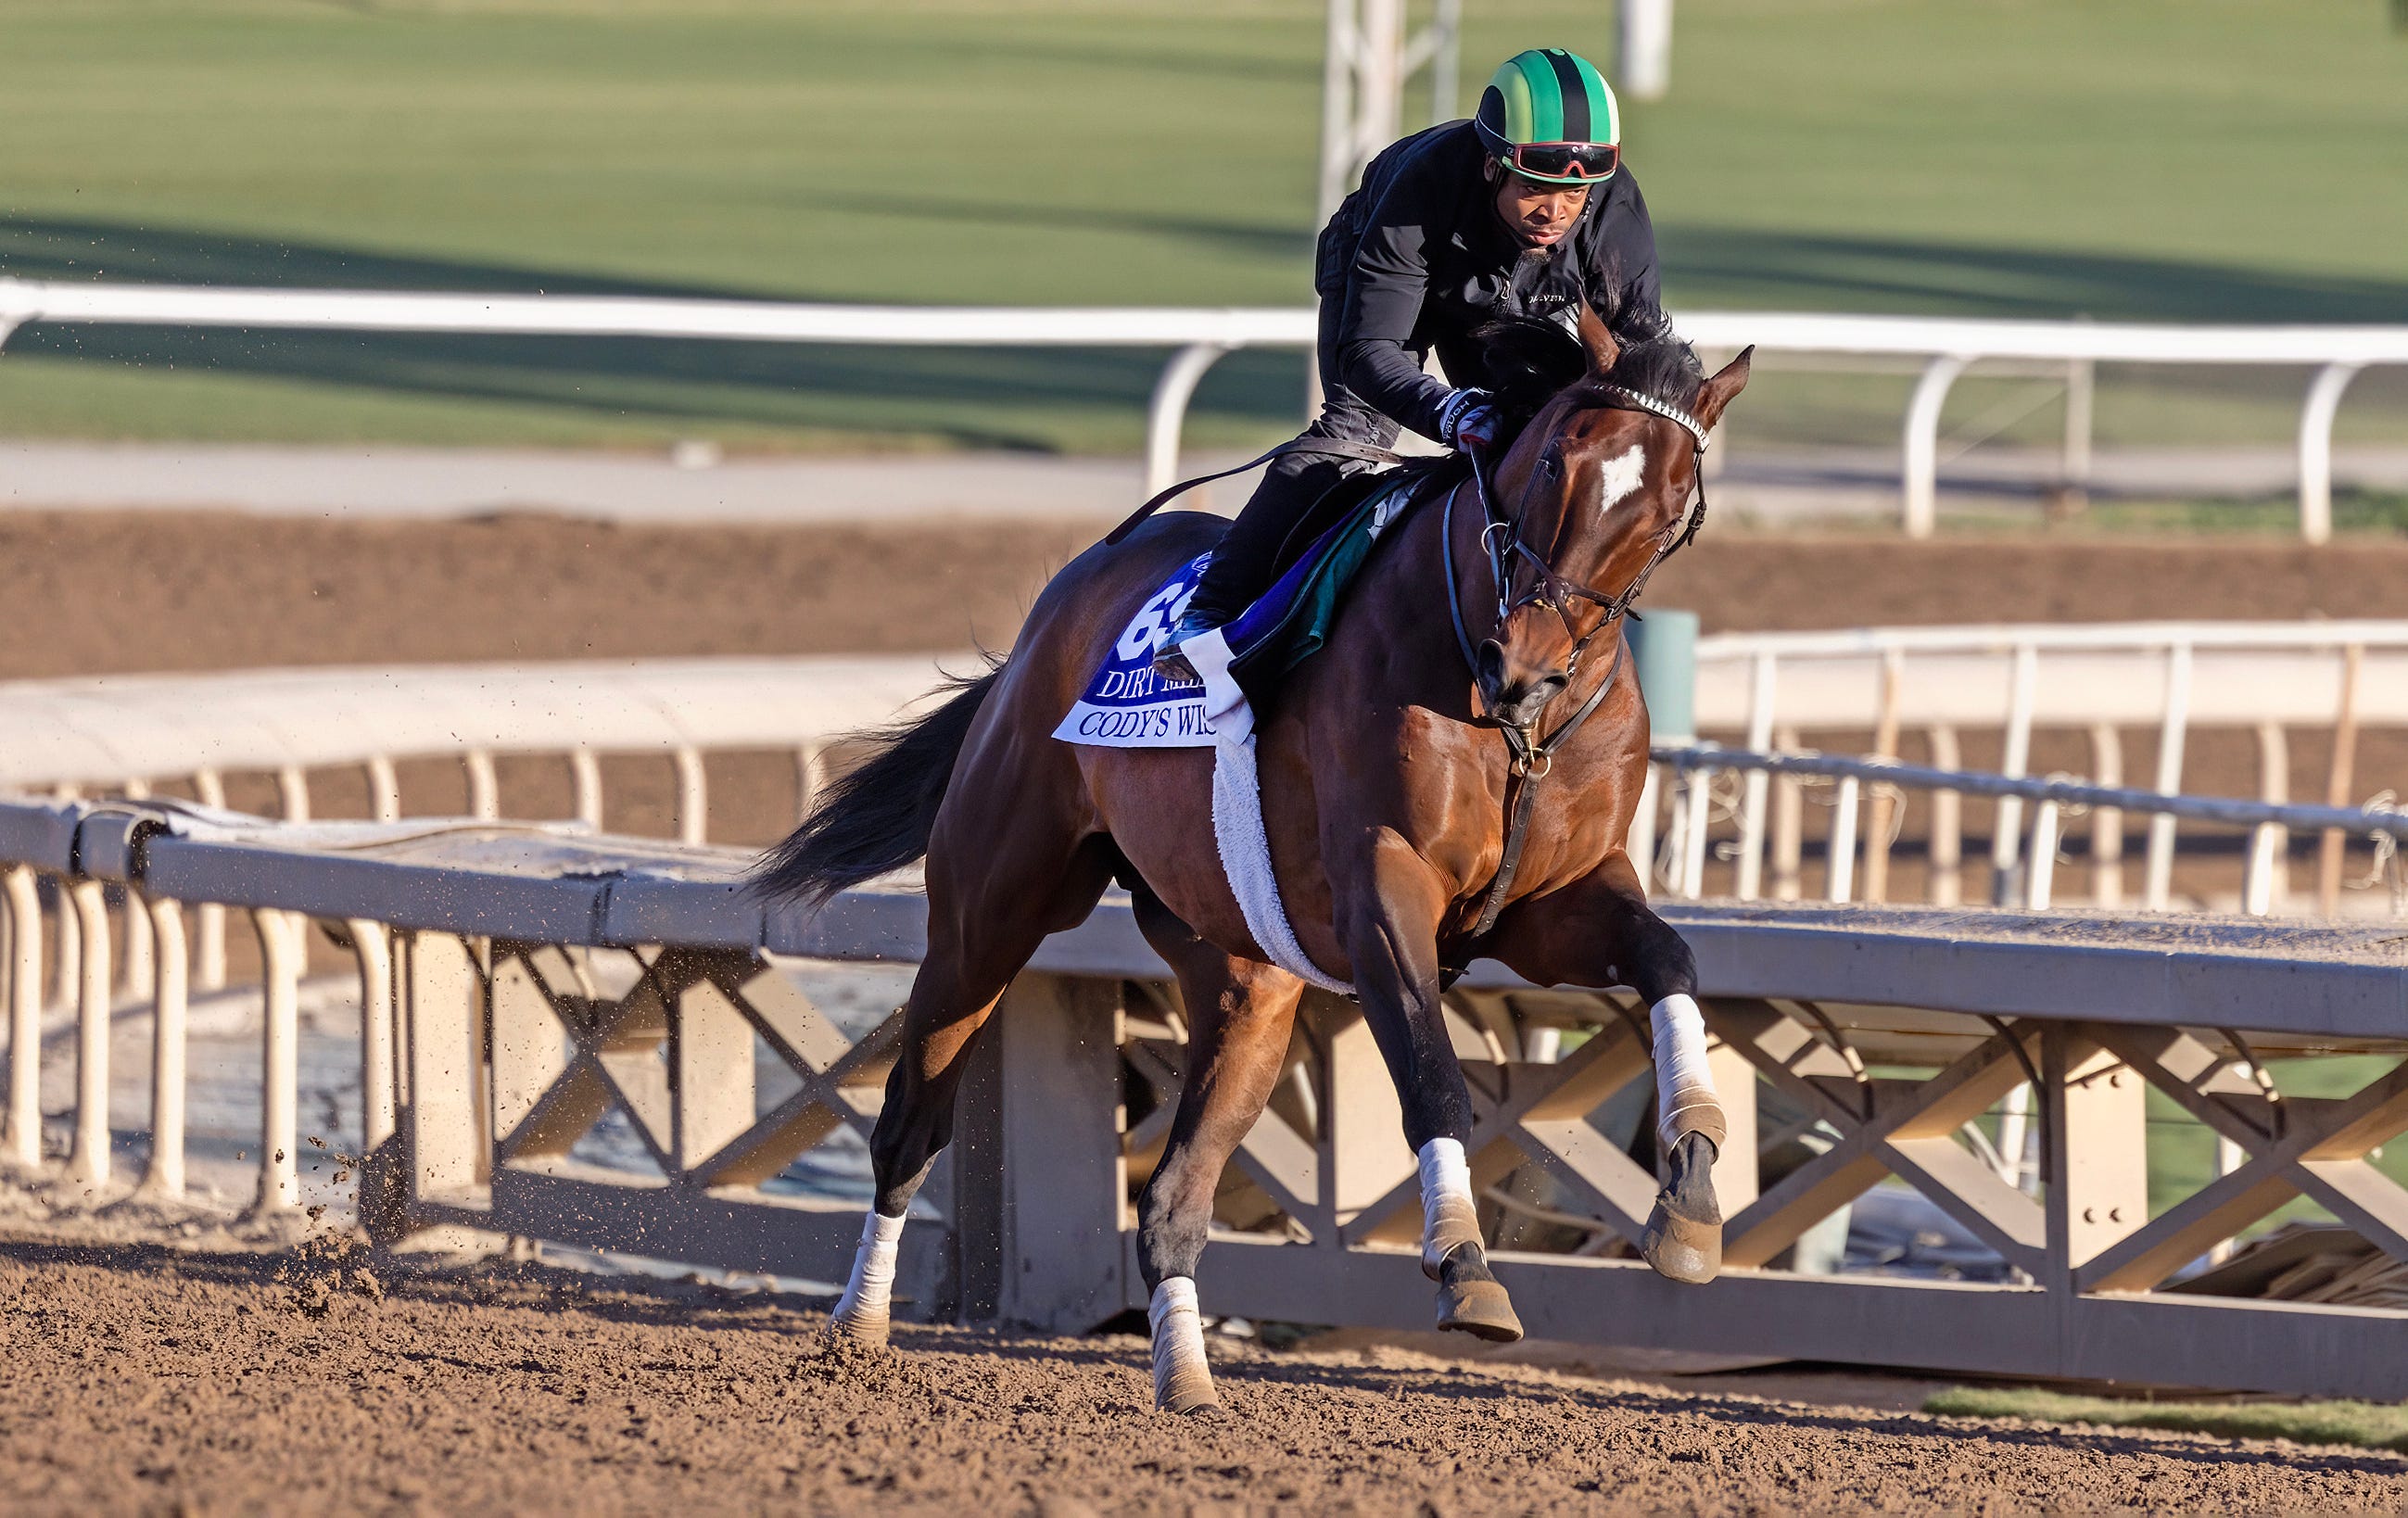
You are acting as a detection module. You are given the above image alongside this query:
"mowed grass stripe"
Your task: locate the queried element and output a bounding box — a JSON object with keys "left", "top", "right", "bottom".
{"left": 0, "top": 0, "right": 2399, "bottom": 451}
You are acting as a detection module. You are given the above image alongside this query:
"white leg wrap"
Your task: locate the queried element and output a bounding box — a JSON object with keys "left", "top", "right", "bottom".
{"left": 1417, "top": 1136, "right": 1481, "bottom": 1275}
{"left": 1651, "top": 993, "right": 1725, "bottom": 1149}
{"left": 1147, "top": 1276, "right": 1216, "bottom": 1411}
{"left": 828, "top": 1209, "right": 905, "bottom": 1343}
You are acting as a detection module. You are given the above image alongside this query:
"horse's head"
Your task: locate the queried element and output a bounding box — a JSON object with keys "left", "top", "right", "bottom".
{"left": 1461, "top": 307, "right": 1751, "bottom": 733}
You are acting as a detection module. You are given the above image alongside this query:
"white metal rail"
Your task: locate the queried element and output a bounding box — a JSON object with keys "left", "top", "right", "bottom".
{"left": 1687, "top": 622, "right": 2408, "bottom": 917}
{"left": 0, "top": 279, "right": 2400, "bottom": 538}
{"left": 1639, "top": 742, "right": 2407, "bottom": 920}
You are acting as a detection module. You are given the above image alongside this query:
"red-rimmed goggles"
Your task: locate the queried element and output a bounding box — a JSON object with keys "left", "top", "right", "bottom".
{"left": 1502, "top": 141, "right": 1619, "bottom": 183}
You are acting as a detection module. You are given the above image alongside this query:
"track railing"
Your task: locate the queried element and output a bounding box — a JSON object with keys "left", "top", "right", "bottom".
{"left": 1637, "top": 743, "right": 2408, "bottom": 920}
{"left": 0, "top": 278, "right": 2400, "bottom": 539}
{"left": 1687, "top": 621, "right": 2408, "bottom": 915}
{"left": 0, "top": 656, "right": 941, "bottom": 1009}
{"left": 4, "top": 791, "right": 2407, "bottom": 1398}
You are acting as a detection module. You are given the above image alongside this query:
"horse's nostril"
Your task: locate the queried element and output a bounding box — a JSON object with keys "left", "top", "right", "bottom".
{"left": 1474, "top": 639, "right": 1508, "bottom": 695}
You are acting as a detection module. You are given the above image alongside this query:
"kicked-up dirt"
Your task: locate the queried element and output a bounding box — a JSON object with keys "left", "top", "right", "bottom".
{"left": 1, "top": 1233, "right": 2401, "bottom": 1516}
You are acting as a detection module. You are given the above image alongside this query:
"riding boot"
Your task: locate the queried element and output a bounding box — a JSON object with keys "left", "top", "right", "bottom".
{"left": 1152, "top": 425, "right": 1383, "bottom": 680}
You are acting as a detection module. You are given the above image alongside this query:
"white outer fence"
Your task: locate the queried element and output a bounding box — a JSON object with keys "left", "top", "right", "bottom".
{"left": 0, "top": 278, "right": 2402, "bottom": 540}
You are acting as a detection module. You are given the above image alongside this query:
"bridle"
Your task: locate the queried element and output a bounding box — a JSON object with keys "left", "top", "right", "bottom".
{"left": 1441, "top": 384, "right": 1715, "bottom": 939}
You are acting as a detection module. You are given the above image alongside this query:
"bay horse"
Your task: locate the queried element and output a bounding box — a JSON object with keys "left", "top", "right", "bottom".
{"left": 757, "top": 306, "right": 1751, "bottom": 1414}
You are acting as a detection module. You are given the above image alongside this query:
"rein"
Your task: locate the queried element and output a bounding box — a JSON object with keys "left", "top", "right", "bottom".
{"left": 1449, "top": 385, "right": 1715, "bottom": 939}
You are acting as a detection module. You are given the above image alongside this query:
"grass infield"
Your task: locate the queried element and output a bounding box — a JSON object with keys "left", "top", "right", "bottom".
{"left": 1924, "top": 1385, "right": 2408, "bottom": 1454}
{"left": 0, "top": 0, "right": 2402, "bottom": 453}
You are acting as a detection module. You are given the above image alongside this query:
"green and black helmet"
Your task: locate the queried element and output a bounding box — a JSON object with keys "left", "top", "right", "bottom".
{"left": 1474, "top": 48, "right": 1621, "bottom": 186}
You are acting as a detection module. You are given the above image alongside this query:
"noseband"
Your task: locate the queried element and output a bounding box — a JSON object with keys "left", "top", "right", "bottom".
{"left": 1442, "top": 385, "right": 1715, "bottom": 939}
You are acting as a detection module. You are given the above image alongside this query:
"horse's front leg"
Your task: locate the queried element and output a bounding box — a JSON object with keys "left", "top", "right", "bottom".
{"left": 1486, "top": 851, "right": 1727, "bottom": 1284}
{"left": 1336, "top": 837, "right": 1523, "bottom": 1342}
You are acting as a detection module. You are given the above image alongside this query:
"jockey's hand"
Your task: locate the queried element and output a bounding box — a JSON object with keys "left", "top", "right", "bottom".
{"left": 1438, "top": 388, "right": 1502, "bottom": 454}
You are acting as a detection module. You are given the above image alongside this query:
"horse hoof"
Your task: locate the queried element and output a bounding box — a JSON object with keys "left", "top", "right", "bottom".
{"left": 1641, "top": 1199, "right": 1722, "bottom": 1285}
{"left": 1436, "top": 1276, "right": 1525, "bottom": 1343}
{"left": 823, "top": 1309, "right": 892, "bottom": 1350}
{"left": 1160, "top": 1387, "right": 1223, "bottom": 1426}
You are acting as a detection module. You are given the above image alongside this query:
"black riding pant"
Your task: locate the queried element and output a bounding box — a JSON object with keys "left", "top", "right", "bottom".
{"left": 1185, "top": 301, "right": 1410, "bottom": 626}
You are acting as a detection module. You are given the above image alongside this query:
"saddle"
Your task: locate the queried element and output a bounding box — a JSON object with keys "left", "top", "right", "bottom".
{"left": 1221, "top": 454, "right": 1465, "bottom": 713}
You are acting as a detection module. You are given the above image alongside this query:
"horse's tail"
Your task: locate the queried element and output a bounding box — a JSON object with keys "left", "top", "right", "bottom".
{"left": 750, "top": 655, "right": 1006, "bottom": 908}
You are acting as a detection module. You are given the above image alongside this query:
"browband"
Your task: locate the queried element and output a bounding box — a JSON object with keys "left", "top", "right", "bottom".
{"left": 1601, "top": 385, "right": 1711, "bottom": 451}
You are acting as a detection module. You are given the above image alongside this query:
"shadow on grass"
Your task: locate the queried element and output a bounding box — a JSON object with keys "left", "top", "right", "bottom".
{"left": 1662, "top": 225, "right": 2408, "bottom": 324}
{"left": 0, "top": 215, "right": 1305, "bottom": 449}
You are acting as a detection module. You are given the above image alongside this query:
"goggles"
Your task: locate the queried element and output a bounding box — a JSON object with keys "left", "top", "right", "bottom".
{"left": 1502, "top": 141, "right": 1619, "bottom": 183}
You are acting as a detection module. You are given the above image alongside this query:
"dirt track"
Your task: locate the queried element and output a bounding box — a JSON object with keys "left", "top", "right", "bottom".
{"left": 0, "top": 511, "right": 2403, "bottom": 679}
{"left": 5, "top": 1234, "right": 2401, "bottom": 1517}
{"left": 6, "top": 517, "right": 2408, "bottom": 1512}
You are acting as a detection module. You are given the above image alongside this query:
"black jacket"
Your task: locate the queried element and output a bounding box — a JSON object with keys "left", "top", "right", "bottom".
{"left": 1316, "top": 120, "right": 1665, "bottom": 439}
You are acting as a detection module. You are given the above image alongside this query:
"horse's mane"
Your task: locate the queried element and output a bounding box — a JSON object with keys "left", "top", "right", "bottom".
{"left": 1466, "top": 309, "right": 1705, "bottom": 429}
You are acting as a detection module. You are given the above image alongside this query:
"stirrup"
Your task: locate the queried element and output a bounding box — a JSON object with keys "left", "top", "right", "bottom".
{"left": 1150, "top": 609, "right": 1218, "bottom": 683}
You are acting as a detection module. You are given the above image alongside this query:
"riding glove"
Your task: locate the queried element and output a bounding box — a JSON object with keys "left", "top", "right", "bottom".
{"left": 1437, "top": 388, "right": 1502, "bottom": 452}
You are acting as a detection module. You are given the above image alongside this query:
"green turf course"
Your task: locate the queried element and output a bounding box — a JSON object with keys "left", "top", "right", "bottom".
{"left": 0, "top": 0, "right": 2402, "bottom": 452}
{"left": 1924, "top": 1385, "right": 2408, "bottom": 1453}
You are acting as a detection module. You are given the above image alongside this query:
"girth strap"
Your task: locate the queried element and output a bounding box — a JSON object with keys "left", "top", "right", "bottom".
{"left": 1102, "top": 436, "right": 1416, "bottom": 546}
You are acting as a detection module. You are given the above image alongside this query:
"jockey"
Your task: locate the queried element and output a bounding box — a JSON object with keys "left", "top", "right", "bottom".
{"left": 1156, "top": 46, "right": 1667, "bottom": 680}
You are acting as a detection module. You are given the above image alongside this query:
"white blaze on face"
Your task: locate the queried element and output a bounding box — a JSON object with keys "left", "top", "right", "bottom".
{"left": 1593, "top": 443, "right": 1648, "bottom": 517}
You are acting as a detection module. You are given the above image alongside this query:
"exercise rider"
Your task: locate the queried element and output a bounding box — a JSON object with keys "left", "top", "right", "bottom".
{"left": 1155, "top": 46, "right": 1667, "bottom": 680}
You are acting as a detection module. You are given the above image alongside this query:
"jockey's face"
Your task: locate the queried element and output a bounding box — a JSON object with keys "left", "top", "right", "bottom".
{"left": 1491, "top": 170, "right": 1591, "bottom": 249}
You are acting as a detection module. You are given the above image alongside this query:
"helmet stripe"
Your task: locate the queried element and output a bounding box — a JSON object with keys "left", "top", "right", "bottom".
{"left": 1495, "top": 64, "right": 1539, "bottom": 145}
{"left": 1542, "top": 49, "right": 1590, "bottom": 142}
{"left": 1514, "top": 51, "right": 1564, "bottom": 142}
{"left": 1571, "top": 53, "right": 1619, "bottom": 145}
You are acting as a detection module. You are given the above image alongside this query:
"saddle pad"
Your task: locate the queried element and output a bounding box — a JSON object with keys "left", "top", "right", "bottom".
{"left": 1053, "top": 474, "right": 1427, "bottom": 751}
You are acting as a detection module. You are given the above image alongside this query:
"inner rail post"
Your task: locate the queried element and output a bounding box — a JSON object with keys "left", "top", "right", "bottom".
{"left": 4, "top": 867, "right": 44, "bottom": 1166}
{"left": 2317, "top": 644, "right": 2364, "bottom": 917}
{"left": 2247, "top": 721, "right": 2290, "bottom": 916}
{"left": 2298, "top": 361, "right": 2363, "bottom": 547}
{"left": 1627, "top": 764, "right": 1661, "bottom": 892}
{"left": 463, "top": 751, "right": 500, "bottom": 821}
{"left": 2026, "top": 798, "right": 2061, "bottom": 910}
{"left": 1145, "top": 343, "right": 1235, "bottom": 498}
{"left": 2087, "top": 724, "right": 2125, "bottom": 907}
{"left": 1859, "top": 649, "right": 1905, "bottom": 902}
{"left": 2143, "top": 643, "right": 2194, "bottom": 910}
{"left": 568, "top": 748, "right": 604, "bottom": 830}
{"left": 1927, "top": 726, "right": 1962, "bottom": 905}
{"left": 674, "top": 746, "right": 708, "bottom": 845}
{"left": 1990, "top": 643, "right": 2038, "bottom": 905}
{"left": 250, "top": 908, "right": 302, "bottom": 1215}
{"left": 137, "top": 898, "right": 187, "bottom": 1200}
{"left": 1901, "top": 353, "right": 1971, "bottom": 538}
{"left": 350, "top": 918, "right": 397, "bottom": 1151}
{"left": 192, "top": 769, "right": 228, "bottom": 992}
{"left": 65, "top": 879, "right": 114, "bottom": 1188}
{"left": 1827, "top": 773, "right": 1860, "bottom": 904}
{"left": 365, "top": 755, "right": 402, "bottom": 823}
{"left": 1733, "top": 651, "right": 1777, "bottom": 899}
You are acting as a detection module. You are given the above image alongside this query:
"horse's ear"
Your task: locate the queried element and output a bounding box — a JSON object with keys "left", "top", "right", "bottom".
{"left": 1694, "top": 346, "right": 1754, "bottom": 433}
{"left": 1575, "top": 303, "right": 1619, "bottom": 375}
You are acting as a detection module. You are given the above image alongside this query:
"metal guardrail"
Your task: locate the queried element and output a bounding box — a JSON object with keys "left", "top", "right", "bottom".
{"left": 4, "top": 791, "right": 2408, "bottom": 1399}
{"left": 0, "top": 279, "right": 2399, "bottom": 539}
{"left": 1640, "top": 743, "right": 2406, "bottom": 919}
{"left": 1684, "top": 623, "right": 2408, "bottom": 917}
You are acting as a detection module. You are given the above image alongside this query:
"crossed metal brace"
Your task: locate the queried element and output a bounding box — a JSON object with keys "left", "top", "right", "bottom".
{"left": 488, "top": 942, "right": 901, "bottom": 1191}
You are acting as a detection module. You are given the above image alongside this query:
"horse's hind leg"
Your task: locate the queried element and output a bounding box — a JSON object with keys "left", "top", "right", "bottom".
{"left": 1128, "top": 891, "right": 1304, "bottom": 1415}
{"left": 1486, "top": 853, "right": 1727, "bottom": 1285}
{"left": 826, "top": 812, "right": 1116, "bottom": 1348}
